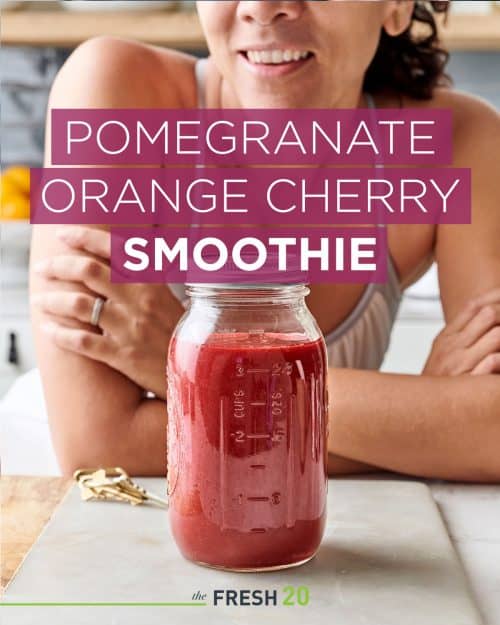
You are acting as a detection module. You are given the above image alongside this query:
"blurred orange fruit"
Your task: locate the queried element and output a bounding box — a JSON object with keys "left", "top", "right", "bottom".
{"left": 1, "top": 194, "right": 31, "bottom": 220}
{"left": 3, "top": 166, "right": 30, "bottom": 195}
{"left": 1, "top": 165, "right": 31, "bottom": 220}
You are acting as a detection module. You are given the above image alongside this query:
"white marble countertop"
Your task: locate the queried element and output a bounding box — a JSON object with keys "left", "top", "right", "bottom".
{"left": 4, "top": 478, "right": 489, "bottom": 625}
{"left": 342, "top": 474, "right": 500, "bottom": 624}
{"left": 429, "top": 482, "right": 500, "bottom": 625}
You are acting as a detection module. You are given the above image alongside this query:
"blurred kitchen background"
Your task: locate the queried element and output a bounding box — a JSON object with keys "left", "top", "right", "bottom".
{"left": 1, "top": 0, "right": 500, "bottom": 396}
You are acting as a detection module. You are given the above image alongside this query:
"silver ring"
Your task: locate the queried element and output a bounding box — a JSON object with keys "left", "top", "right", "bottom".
{"left": 90, "top": 297, "right": 105, "bottom": 327}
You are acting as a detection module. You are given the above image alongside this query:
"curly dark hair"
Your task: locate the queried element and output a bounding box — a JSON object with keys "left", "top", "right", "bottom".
{"left": 364, "top": 0, "right": 452, "bottom": 100}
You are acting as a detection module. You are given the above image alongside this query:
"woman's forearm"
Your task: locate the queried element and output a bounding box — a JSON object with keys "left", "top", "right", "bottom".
{"left": 328, "top": 369, "right": 500, "bottom": 482}
{"left": 114, "top": 398, "right": 167, "bottom": 476}
{"left": 327, "top": 453, "right": 381, "bottom": 476}
{"left": 57, "top": 368, "right": 500, "bottom": 481}
{"left": 54, "top": 396, "right": 167, "bottom": 477}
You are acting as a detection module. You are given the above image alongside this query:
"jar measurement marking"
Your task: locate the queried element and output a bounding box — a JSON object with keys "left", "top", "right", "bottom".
{"left": 246, "top": 433, "right": 272, "bottom": 440}
{"left": 219, "top": 397, "right": 227, "bottom": 529}
{"left": 286, "top": 394, "right": 295, "bottom": 528}
{"left": 222, "top": 359, "right": 298, "bottom": 532}
{"left": 229, "top": 429, "right": 285, "bottom": 443}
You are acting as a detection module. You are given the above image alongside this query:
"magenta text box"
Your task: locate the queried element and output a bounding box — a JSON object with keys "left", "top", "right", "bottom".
{"left": 31, "top": 167, "right": 470, "bottom": 226}
{"left": 52, "top": 108, "right": 453, "bottom": 166}
{"left": 110, "top": 226, "right": 387, "bottom": 285}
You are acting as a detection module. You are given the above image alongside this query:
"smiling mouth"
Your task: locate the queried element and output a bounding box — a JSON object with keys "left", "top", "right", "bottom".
{"left": 240, "top": 49, "right": 314, "bottom": 65}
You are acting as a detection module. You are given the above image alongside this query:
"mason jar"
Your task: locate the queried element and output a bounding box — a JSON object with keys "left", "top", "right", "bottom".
{"left": 167, "top": 283, "right": 328, "bottom": 571}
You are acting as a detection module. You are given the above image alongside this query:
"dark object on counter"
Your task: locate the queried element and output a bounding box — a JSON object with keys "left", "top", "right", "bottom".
{"left": 8, "top": 332, "right": 19, "bottom": 366}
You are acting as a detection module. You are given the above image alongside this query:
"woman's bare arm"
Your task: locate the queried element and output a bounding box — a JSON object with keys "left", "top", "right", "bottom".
{"left": 31, "top": 37, "right": 192, "bottom": 475}
{"left": 328, "top": 94, "right": 500, "bottom": 481}
{"left": 328, "top": 370, "right": 500, "bottom": 482}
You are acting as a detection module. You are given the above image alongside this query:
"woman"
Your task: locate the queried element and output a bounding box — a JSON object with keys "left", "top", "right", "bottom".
{"left": 31, "top": 1, "right": 500, "bottom": 480}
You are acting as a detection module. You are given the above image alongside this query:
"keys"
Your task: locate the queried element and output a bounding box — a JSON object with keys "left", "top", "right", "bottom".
{"left": 74, "top": 467, "right": 168, "bottom": 508}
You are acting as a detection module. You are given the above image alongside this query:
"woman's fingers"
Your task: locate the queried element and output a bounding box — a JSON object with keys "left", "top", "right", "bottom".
{"left": 40, "top": 321, "right": 114, "bottom": 364}
{"left": 445, "top": 288, "right": 500, "bottom": 335}
{"left": 460, "top": 303, "right": 500, "bottom": 348}
{"left": 471, "top": 353, "right": 500, "bottom": 376}
{"left": 33, "top": 292, "right": 95, "bottom": 325}
{"left": 32, "top": 291, "right": 119, "bottom": 329}
{"left": 57, "top": 227, "right": 111, "bottom": 259}
{"left": 34, "top": 250, "right": 148, "bottom": 306}
{"left": 34, "top": 255, "right": 116, "bottom": 299}
{"left": 464, "top": 326, "right": 500, "bottom": 372}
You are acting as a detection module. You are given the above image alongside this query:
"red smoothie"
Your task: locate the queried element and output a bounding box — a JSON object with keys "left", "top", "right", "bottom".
{"left": 167, "top": 332, "right": 328, "bottom": 570}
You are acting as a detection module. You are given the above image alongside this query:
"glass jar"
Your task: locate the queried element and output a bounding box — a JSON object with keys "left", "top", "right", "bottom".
{"left": 167, "top": 284, "right": 328, "bottom": 571}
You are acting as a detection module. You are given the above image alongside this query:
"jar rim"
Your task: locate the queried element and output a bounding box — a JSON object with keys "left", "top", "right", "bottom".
{"left": 185, "top": 282, "right": 308, "bottom": 289}
{"left": 185, "top": 283, "right": 310, "bottom": 301}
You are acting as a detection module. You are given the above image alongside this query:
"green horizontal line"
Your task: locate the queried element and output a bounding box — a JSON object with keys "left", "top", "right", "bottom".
{"left": 1, "top": 602, "right": 207, "bottom": 607}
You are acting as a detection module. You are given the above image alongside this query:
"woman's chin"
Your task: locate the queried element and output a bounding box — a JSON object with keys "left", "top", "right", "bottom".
{"left": 237, "top": 89, "right": 318, "bottom": 110}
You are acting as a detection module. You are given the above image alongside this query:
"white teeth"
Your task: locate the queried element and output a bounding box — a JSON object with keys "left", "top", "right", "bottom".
{"left": 246, "top": 49, "right": 310, "bottom": 65}
{"left": 271, "top": 50, "right": 281, "bottom": 63}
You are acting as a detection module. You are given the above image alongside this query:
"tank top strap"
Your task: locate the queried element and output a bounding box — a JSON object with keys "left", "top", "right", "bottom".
{"left": 364, "top": 92, "right": 384, "bottom": 176}
{"left": 364, "top": 92, "right": 376, "bottom": 109}
{"left": 195, "top": 57, "right": 208, "bottom": 109}
{"left": 362, "top": 92, "right": 401, "bottom": 295}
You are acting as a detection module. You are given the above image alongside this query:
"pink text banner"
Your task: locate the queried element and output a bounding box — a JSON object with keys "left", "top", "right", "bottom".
{"left": 110, "top": 226, "right": 387, "bottom": 284}
{"left": 30, "top": 167, "right": 470, "bottom": 226}
{"left": 51, "top": 108, "right": 453, "bottom": 166}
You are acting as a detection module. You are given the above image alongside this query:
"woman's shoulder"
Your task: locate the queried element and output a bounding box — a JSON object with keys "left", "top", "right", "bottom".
{"left": 425, "top": 88, "right": 498, "bottom": 127}
{"left": 405, "top": 88, "right": 500, "bottom": 164}
{"left": 403, "top": 87, "right": 498, "bottom": 118}
{"left": 50, "top": 36, "right": 198, "bottom": 108}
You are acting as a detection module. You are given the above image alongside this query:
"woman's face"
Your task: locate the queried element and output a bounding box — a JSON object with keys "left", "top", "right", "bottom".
{"left": 197, "top": 1, "right": 408, "bottom": 108}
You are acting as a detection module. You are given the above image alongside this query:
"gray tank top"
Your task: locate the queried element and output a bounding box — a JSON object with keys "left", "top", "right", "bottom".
{"left": 169, "top": 58, "right": 402, "bottom": 371}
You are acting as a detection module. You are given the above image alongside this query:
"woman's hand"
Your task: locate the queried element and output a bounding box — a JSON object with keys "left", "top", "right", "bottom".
{"left": 423, "top": 288, "right": 500, "bottom": 376}
{"left": 32, "top": 227, "right": 185, "bottom": 399}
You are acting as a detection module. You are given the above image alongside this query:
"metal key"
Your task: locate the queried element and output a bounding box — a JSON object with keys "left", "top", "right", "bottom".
{"left": 74, "top": 467, "right": 168, "bottom": 508}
